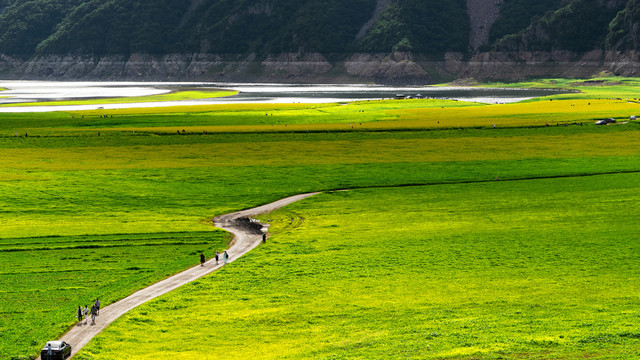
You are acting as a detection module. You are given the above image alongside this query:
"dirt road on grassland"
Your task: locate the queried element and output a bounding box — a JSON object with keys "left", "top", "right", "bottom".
{"left": 37, "top": 192, "right": 320, "bottom": 359}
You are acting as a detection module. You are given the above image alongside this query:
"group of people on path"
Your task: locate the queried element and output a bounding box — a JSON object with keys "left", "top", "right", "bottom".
{"left": 200, "top": 250, "right": 229, "bottom": 267}
{"left": 77, "top": 298, "right": 100, "bottom": 326}
{"left": 74, "top": 250, "right": 232, "bottom": 325}
{"left": 76, "top": 249, "right": 234, "bottom": 325}
{"left": 199, "top": 232, "right": 268, "bottom": 267}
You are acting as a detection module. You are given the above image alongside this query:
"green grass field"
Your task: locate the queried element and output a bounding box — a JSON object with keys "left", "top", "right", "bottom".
{"left": 0, "top": 89, "right": 238, "bottom": 107}
{"left": 76, "top": 174, "right": 640, "bottom": 359}
{"left": 1, "top": 78, "right": 640, "bottom": 359}
{"left": 0, "top": 232, "right": 228, "bottom": 357}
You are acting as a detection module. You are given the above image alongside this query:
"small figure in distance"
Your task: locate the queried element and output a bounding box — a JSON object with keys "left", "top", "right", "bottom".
{"left": 77, "top": 305, "right": 83, "bottom": 325}
{"left": 223, "top": 251, "right": 229, "bottom": 264}
{"left": 262, "top": 233, "right": 266, "bottom": 243}
{"left": 84, "top": 305, "right": 89, "bottom": 325}
{"left": 200, "top": 252, "right": 205, "bottom": 267}
{"left": 215, "top": 251, "right": 219, "bottom": 265}
{"left": 95, "top": 298, "right": 100, "bottom": 315}
{"left": 91, "top": 303, "right": 96, "bottom": 325}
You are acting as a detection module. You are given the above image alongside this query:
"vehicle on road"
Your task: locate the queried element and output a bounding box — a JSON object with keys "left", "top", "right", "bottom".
{"left": 596, "top": 118, "right": 617, "bottom": 125}
{"left": 40, "top": 341, "right": 71, "bottom": 360}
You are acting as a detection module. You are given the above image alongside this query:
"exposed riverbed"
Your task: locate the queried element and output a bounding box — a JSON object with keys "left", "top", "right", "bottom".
{"left": 0, "top": 81, "right": 566, "bottom": 112}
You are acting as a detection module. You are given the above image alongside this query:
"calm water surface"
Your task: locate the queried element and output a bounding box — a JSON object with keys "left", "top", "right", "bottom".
{"left": 0, "top": 81, "right": 565, "bottom": 112}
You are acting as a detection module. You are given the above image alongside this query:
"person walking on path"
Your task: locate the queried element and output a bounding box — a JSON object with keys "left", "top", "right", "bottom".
{"left": 200, "top": 253, "right": 205, "bottom": 267}
{"left": 77, "top": 306, "right": 83, "bottom": 325}
{"left": 223, "top": 250, "right": 229, "bottom": 264}
{"left": 91, "top": 304, "right": 96, "bottom": 325}
{"left": 95, "top": 298, "right": 100, "bottom": 315}
{"left": 83, "top": 305, "right": 89, "bottom": 325}
{"left": 262, "top": 233, "right": 266, "bottom": 243}
{"left": 215, "top": 251, "right": 219, "bottom": 265}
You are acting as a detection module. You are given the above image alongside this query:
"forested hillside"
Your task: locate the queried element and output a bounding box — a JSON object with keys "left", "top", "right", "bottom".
{"left": 0, "top": 0, "right": 640, "bottom": 81}
{"left": 357, "top": 0, "right": 469, "bottom": 54}
{"left": 0, "top": 0, "right": 638, "bottom": 57}
{"left": 34, "top": 0, "right": 379, "bottom": 56}
{"left": 175, "top": 0, "right": 376, "bottom": 54}
{"left": 35, "top": 0, "right": 192, "bottom": 55}
{"left": 0, "top": 0, "right": 471, "bottom": 56}
{"left": 488, "top": 0, "right": 563, "bottom": 45}
{"left": 0, "top": 0, "right": 85, "bottom": 55}
{"left": 606, "top": 0, "right": 640, "bottom": 51}
{"left": 495, "top": 0, "right": 627, "bottom": 52}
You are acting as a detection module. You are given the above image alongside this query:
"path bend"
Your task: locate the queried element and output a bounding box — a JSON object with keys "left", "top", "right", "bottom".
{"left": 37, "top": 192, "right": 320, "bottom": 359}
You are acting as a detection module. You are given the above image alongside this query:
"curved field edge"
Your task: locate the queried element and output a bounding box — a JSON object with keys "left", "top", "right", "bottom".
{"left": 76, "top": 175, "right": 640, "bottom": 359}
{"left": 0, "top": 90, "right": 238, "bottom": 107}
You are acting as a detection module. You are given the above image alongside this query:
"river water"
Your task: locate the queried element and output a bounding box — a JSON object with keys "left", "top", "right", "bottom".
{"left": 0, "top": 81, "right": 564, "bottom": 112}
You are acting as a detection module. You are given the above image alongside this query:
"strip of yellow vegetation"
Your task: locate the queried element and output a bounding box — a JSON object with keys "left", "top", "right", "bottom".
{"left": 91, "top": 99, "right": 640, "bottom": 134}
{"left": 391, "top": 99, "right": 640, "bottom": 126}
{"left": 2, "top": 132, "right": 639, "bottom": 172}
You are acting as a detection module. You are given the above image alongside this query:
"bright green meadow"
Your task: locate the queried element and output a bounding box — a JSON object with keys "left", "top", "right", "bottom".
{"left": 0, "top": 79, "right": 639, "bottom": 359}
{"left": 78, "top": 174, "right": 640, "bottom": 359}
{"left": 0, "top": 89, "right": 238, "bottom": 107}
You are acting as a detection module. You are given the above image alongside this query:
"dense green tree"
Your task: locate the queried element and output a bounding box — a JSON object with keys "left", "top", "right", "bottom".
{"left": 358, "top": 0, "right": 469, "bottom": 54}
{"left": 36, "top": 0, "right": 189, "bottom": 55}
{"left": 494, "top": 0, "right": 625, "bottom": 52}
{"left": 549, "top": 0, "right": 623, "bottom": 52}
{"left": 606, "top": 0, "right": 640, "bottom": 50}
{"left": 0, "top": 0, "right": 84, "bottom": 55}
{"left": 489, "top": 0, "right": 562, "bottom": 44}
{"left": 0, "top": 0, "right": 15, "bottom": 12}
{"left": 176, "top": 0, "right": 375, "bottom": 54}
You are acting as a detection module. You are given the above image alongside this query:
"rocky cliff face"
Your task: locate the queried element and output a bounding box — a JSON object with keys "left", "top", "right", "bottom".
{"left": 344, "top": 53, "right": 430, "bottom": 84}
{"left": 461, "top": 50, "right": 606, "bottom": 81}
{"left": 1, "top": 49, "right": 638, "bottom": 83}
{"left": 604, "top": 50, "right": 640, "bottom": 75}
{"left": 461, "top": 49, "right": 640, "bottom": 80}
{"left": 0, "top": 51, "right": 433, "bottom": 84}
{"left": 261, "top": 53, "right": 332, "bottom": 80}
{"left": 17, "top": 53, "right": 225, "bottom": 80}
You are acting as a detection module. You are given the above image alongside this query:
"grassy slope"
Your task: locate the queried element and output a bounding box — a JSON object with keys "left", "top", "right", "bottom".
{"left": 1, "top": 78, "right": 640, "bottom": 359}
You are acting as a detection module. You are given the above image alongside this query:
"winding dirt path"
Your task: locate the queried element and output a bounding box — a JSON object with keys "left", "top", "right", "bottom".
{"left": 37, "top": 192, "right": 320, "bottom": 359}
